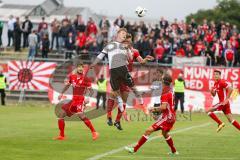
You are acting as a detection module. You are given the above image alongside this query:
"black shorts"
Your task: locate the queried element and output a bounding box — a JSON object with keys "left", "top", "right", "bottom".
{"left": 110, "top": 66, "right": 134, "bottom": 91}
{"left": 154, "top": 103, "right": 160, "bottom": 107}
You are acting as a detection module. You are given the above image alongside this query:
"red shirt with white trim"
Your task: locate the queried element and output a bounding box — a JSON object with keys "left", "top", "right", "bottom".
{"left": 213, "top": 79, "right": 230, "bottom": 102}
{"left": 67, "top": 73, "right": 91, "bottom": 101}
{"left": 160, "top": 91, "right": 176, "bottom": 118}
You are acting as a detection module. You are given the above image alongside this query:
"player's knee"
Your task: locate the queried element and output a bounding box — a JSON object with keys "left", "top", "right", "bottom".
{"left": 59, "top": 110, "right": 66, "bottom": 118}
{"left": 145, "top": 128, "right": 153, "bottom": 136}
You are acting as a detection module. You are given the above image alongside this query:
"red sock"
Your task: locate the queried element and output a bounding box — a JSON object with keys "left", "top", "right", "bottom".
{"left": 208, "top": 112, "right": 222, "bottom": 125}
{"left": 134, "top": 135, "right": 148, "bottom": 152}
{"left": 166, "top": 136, "right": 176, "bottom": 153}
{"left": 83, "top": 118, "right": 96, "bottom": 133}
{"left": 58, "top": 119, "right": 65, "bottom": 137}
{"left": 107, "top": 98, "right": 115, "bottom": 118}
{"left": 115, "top": 104, "right": 126, "bottom": 122}
{"left": 232, "top": 120, "right": 240, "bottom": 130}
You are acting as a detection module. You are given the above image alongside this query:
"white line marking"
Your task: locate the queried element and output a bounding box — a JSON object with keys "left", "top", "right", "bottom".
{"left": 86, "top": 122, "right": 211, "bottom": 160}
{"left": 106, "top": 155, "right": 237, "bottom": 160}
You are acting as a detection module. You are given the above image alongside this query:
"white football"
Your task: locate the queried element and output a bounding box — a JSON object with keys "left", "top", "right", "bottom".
{"left": 135, "top": 6, "right": 147, "bottom": 17}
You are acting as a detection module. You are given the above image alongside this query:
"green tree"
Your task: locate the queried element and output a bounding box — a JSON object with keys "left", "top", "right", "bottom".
{"left": 186, "top": 0, "right": 240, "bottom": 29}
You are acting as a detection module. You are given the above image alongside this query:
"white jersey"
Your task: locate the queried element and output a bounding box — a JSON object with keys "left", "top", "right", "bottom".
{"left": 150, "top": 80, "right": 162, "bottom": 105}
{"left": 97, "top": 41, "right": 128, "bottom": 69}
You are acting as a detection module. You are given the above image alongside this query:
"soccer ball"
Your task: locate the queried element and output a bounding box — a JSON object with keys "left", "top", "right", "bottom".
{"left": 135, "top": 6, "right": 147, "bottom": 17}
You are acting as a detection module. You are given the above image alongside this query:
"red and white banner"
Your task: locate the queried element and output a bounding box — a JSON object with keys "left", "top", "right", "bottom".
{"left": 184, "top": 66, "right": 240, "bottom": 92}
{"left": 184, "top": 89, "right": 240, "bottom": 114}
{"left": 172, "top": 56, "right": 207, "bottom": 69}
{"left": 8, "top": 61, "right": 57, "bottom": 90}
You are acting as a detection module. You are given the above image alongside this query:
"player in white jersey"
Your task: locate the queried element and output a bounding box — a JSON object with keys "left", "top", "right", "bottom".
{"left": 90, "top": 28, "right": 134, "bottom": 124}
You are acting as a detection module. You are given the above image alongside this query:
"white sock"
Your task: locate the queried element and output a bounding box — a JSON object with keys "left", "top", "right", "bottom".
{"left": 116, "top": 96, "right": 124, "bottom": 112}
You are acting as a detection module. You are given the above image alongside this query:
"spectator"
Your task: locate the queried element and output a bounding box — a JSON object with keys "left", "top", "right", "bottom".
{"left": 140, "top": 35, "right": 151, "bottom": 57}
{"left": 114, "top": 15, "right": 125, "bottom": 28}
{"left": 96, "top": 74, "right": 107, "bottom": 110}
{"left": 28, "top": 30, "right": 38, "bottom": 60}
{"left": 159, "top": 17, "right": 169, "bottom": 29}
{"left": 14, "top": 17, "right": 22, "bottom": 52}
{"left": 76, "top": 32, "right": 87, "bottom": 54}
{"left": 0, "top": 70, "right": 6, "bottom": 106}
{"left": 0, "top": 20, "right": 3, "bottom": 47}
{"left": 39, "top": 23, "right": 49, "bottom": 41}
{"left": 7, "top": 15, "right": 15, "bottom": 47}
{"left": 86, "top": 17, "right": 97, "bottom": 36}
{"left": 185, "top": 42, "right": 195, "bottom": 57}
{"left": 224, "top": 41, "right": 235, "bottom": 67}
{"left": 154, "top": 40, "right": 165, "bottom": 63}
{"left": 74, "top": 14, "right": 86, "bottom": 32}
{"left": 51, "top": 18, "right": 60, "bottom": 50}
{"left": 41, "top": 34, "right": 50, "bottom": 58}
{"left": 212, "top": 39, "right": 223, "bottom": 65}
{"left": 59, "top": 20, "right": 74, "bottom": 51}
{"left": 38, "top": 17, "right": 48, "bottom": 33}
{"left": 99, "top": 16, "right": 110, "bottom": 31}
{"left": 22, "top": 16, "right": 33, "bottom": 48}
{"left": 194, "top": 40, "right": 205, "bottom": 56}
{"left": 109, "top": 22, "right": 119, "bottom": 41}
{"left": 64, "top": 32, "right": 75, "bottom": 59}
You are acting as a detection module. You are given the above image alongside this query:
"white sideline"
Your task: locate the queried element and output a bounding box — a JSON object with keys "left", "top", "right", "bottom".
{"left": 106, "top": 155, "right": 236, "bottom": 160}
{"left": 86, "top": 122, "right": 211, "bottom": 160}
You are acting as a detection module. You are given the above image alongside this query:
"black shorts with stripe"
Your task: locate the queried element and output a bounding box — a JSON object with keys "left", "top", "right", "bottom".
{"left": 110, "top": 66, "right": 134, "bottom": 91}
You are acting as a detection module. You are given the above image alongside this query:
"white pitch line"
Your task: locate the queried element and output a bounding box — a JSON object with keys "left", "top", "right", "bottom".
{"left": 106, "top": 155, "right": 237, "bottom": 160}
{"left": 86, "top": 122, "right": 211, "bottom": 160}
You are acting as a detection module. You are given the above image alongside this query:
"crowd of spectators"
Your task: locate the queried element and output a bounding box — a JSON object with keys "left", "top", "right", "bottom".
{"left": 2, "top": 14, "right": 240, "bottom": 67}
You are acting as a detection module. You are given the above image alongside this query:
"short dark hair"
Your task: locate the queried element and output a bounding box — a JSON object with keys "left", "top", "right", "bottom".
{"left": 77, "top": 62, "right": 83, "bottom": 67}
{"left": 163, "top": 74, "right": 172, "bottom": 86}
{"left": 214, "top": 69, "right": 221, "bottom": 74}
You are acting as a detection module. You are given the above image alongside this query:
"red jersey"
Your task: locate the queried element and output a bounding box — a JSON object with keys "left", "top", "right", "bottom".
{"left": 224, "top": 49, "right": 234, "bottom": 61}
{"left": 161, "top": 91, "right": 176, "bottom": 119}
{"left": 194, "top": 43, "right": 205, "bottom": 55}
{"left": 213, "top": 79, "right": 230, "bottom": 103}
{"left": 76, "top": 34, "right": 86, "bottom": 48}
{"left": 86, "top": 22, "right": 97, "bottom": 36}
{"left": 67, "top": 73, "right": 91, "bottom": 101}
{"left": 127, "top": 48, "right": 140, "bottom": 72}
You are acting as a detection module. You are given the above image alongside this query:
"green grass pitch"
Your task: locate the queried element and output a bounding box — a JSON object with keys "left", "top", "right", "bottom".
{"left": 0, "top": 102, "right": 239, "bottom": 160}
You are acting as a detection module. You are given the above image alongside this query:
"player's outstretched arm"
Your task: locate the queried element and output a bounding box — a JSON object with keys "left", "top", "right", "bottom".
{"left": 90, "top": 52, "right": 106, "bottom": 68}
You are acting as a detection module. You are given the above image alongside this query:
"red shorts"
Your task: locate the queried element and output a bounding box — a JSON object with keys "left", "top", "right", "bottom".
{"left": 152, "top": 116, "right": 175, "bottom": 132}
{"left": 62, "top": 97, "right": 85, "bottom": 117}
{"left": 212, "top": 102, "right": 231, "bottom": 115}
{"left": 119, "top": 83, "right": 130, "bottom": 93}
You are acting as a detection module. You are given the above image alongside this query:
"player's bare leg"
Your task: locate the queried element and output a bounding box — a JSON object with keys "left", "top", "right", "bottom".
{"left": 121, "top": 92, "right": 130, "bottom": 121}
{"left": 206, "top": 107, "right": 225, "bottom": 132}
{"left": 125, "top": 126, "right": 154, "bottom": 153}
{"left": 77, "top": 112, "right": 99, "bottom": 140}
{"left": 162, "top": 130, "right": 178, "bottom": 155}
{"left": 54, "top": 110, "right": 67, "bottom": 140}
{"left": 225, "top": 114, "right": 240, "bottom": 131}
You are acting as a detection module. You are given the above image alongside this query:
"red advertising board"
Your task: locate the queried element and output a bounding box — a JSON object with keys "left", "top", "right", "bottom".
{"left": 184, "top": 66, "right": 240, "bottom": 91}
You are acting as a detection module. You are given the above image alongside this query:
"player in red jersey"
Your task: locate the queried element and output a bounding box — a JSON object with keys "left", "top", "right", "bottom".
{"left": 206, "top": 69, "right": 240, "bottom": 132}
{"left": 54, "top": 63, "right": 99, "bottom": 140}
{"left": 107, "top": 34, "right": 154, "bottom": 130}
{"left": 125, "top": 74, "right": 178, "bottom": 155}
